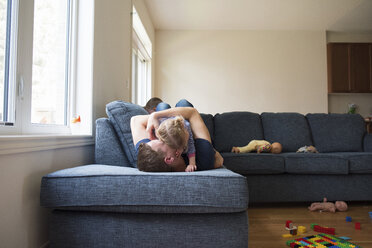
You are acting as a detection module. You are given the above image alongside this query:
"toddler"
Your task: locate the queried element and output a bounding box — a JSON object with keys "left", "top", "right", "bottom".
{"left": 156, "top": 116, "right": 197, "bottom": 172}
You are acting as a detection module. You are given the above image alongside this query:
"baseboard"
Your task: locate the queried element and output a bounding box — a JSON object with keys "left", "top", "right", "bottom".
{"left": 40, "top": 241, "right": 49, "bottom": 248}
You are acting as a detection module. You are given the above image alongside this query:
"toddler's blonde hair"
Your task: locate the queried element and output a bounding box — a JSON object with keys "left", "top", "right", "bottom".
{"left": 156, "top": 116, "right": 188, "bottom": 151}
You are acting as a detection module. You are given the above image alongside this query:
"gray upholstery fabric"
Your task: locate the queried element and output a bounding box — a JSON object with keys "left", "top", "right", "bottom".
{"left": 348, "top": 153, "right": 372, "bottom": 174}
{"left": 200, "top": 113, "right": 214, "bottom": 143}
{"left": 306, "top": 113, "right": 366, "bottom": 152}
{"left": 222, "top": 153, "right": 285, "bottom": 174}
{"left": 106, "top": 101, "right": 148, "bottom": 167}
{"left": 246, "top": 174, "right": 372, "bottom": 203}
{"left": 50, "top": 210, "right": 248, "bottom": 248}
{"left": 261, "top": 112, "right": 313, "bottom": 152}
{"left": 364, "top": 134, "right": 372, "bottom": 152}
{"left": 95, "top": 118, "right": 130, "bottom": 166}
{"left": 284, "top": 153, "right": 349, "bottom": 174}
{"left": 214, "top": 112, "right": 263, "bottom": 152}
{"left": 40, "top": 164, "right": 248, "bottom": 214}
{"left": 335, "top": 152, "right": 372, "bottom": 174}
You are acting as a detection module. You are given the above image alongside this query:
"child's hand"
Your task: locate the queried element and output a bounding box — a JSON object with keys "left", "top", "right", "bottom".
{"left": 185, "top": 164, "right": 197, "bottom": 172}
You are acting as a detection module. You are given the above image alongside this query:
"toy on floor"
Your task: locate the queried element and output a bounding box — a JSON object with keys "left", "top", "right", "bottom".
{"left": 339, "top": 236, "right": 352, "bottom": 241}
{"left": 286, "top": 233, "right": 361, "bottom": 248}
{"left": 308, "top": 197, "right": 348, "bottom": 212}
{"left": 297, "top": 226, "right": 306, "bottom": 234}
{"left": 285, "top": 220, "right": 298, "bottom": 235}
{"left": 282, "top": 221, "right": 306, "bottom": 238}
{"left": 355, "top": 222, "right": 361, "bottom": 230}
{"left": 311, "top": 223, "right": 335, "bottom": 235}
{"left": 346, "top": 216, "right": 352, "bottom": 222}
{"left": 296, "top": 145, "right": 318, "bottom": 153}
{"left": 231, "top": 140, "right": 282, "bottom": 154}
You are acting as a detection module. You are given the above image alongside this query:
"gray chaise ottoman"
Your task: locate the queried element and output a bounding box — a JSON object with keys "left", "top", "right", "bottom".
{"left": 40, "top": 164, "right": 249, "bottom": 248}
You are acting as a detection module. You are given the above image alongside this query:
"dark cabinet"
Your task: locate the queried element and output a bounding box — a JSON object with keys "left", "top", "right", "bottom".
{"left": 327, "top": 43, "right": 372, "bottom": 93}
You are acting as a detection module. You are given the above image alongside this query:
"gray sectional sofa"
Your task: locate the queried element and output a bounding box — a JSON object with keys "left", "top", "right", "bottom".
{"left": 200, "top": 111, "right": 372, "bottom": 203}
{"left": 40, "top": 100, "right": 372, "bottom": 247}
{"left": 40, "top": 101, "right": 249, "bottom": 248}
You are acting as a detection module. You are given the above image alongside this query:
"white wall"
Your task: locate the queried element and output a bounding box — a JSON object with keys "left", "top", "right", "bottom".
{"left": 155, "top": 30, "right": 328, "bottom": 115}
{"left": 91, "top": 0, "right": 155, "bottom": 115}
{"left": 327, "top": 31, "right": 372, "bottom": 117}
{"left": 0, "top": 146, "right": 94, "bottom": 248}
{"left": 93, "top": 0, "right": 132, "bottom": 120}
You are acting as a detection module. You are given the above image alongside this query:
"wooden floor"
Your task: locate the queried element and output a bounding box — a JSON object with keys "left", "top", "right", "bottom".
{"left": 248, "top": 202, "right": 372, "bottom": 248}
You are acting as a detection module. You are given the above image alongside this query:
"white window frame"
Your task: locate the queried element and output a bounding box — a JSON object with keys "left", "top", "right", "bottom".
{"left": 0, "top": 0, "right": 92, "bottom": 136}
{"left": 131, "top": 6, "right": 152, "bottom": 106}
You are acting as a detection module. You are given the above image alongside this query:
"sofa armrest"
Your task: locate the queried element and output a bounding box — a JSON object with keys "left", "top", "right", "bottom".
{"left": 95, "top": 118, "right": 131, "bottom": 166}
{"left": 364, "top": 133, "right": 372, "bottom": 152}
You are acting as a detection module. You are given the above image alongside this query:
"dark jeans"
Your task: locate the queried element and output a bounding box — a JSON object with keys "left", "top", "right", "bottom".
{"left": 155, "top": 99, "right": 194, "bottom": 112}
{"left": 182, "top": 138, "right": 215, "bottom": 171}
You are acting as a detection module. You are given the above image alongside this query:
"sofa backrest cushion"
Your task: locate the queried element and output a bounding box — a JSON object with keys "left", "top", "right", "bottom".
{"left": 306, "top": 113, "right": 366, "bottom": 152}
{"left": 106, "top": 101, "right": 148, "bottom": 167}
{"left": 364, "top": 134, "right": 372, "bottom": 152}
{"left": 214, "top": 112, "right": 264, "bottom": 152}
{"left": 261, "top": 112, "right": 313, "bottom": 152}
{"left": 95, "top": 118, "right": 130, "bottom": 167}
{"left": 200, "top": 113, "right": 214, "bottom": 143}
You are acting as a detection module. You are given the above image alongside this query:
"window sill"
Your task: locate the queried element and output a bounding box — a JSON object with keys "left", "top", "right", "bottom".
{"left": 0, "top": 134, "right": 94, "bottom": 155}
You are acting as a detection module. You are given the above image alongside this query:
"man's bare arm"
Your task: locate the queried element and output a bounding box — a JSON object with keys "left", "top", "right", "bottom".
{"left": 130, "top": 115, "right": 150, "bottom": 145}
{"left": 148, "top": 107, "right": 211, "bottom": 142}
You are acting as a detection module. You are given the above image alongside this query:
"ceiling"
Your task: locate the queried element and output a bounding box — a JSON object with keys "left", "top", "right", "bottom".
{"left": 144, "top": 0, "right": 372, "bottom": 31}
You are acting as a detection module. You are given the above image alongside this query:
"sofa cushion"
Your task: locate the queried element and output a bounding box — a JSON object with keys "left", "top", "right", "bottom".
{"left": 284, "top": 153, "right": 348, "bottom": 174}
{"left": 306, "top": 113, "right": 365, "bottom": 152}
{"left": 106, "top": 101, "right": 148, "bottom": 167}
{"left": 261, "top": 112, "right": 313, "bottom": 152}
{"left": 214, "top": 112, "right": 264, "bottom": 152}
{"left": 200, "top": 113, "right": 214, "bottom": 143}
{"left": 364, "top": 134, "right": 372, "bottom": 152}
{"left": 95, "top": 118, "right": 130, "bottom": 166}
{"left": 40, "top": 164, "right": 248, "bottom": 214}
{"left": 335, "top": 152, "right": 372, "bottom": 174}
{"left": 222, "top": 153, "right": 285, "bottom": 175}
{"left": 348, "top": 153, "right": 372, "bottom": 174}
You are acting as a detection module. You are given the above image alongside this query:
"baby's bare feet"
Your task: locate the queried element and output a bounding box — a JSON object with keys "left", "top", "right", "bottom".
{"left": 231, "top": 147, "right": 240, "bottom": 153}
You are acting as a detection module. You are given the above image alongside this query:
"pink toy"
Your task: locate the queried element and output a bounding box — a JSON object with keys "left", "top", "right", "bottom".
{"left": 308, "top": 198, "right": 348, "bottom": 212}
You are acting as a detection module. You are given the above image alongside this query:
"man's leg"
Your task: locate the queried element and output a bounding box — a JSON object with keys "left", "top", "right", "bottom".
{"left": 175, "top": 99, "right": 194, "bottom": 108}
{"left": 155, "top": 102, "right": 171, "bottom": 112}
{"left": 195, "top": 138, "right": 215, "bottom": 171}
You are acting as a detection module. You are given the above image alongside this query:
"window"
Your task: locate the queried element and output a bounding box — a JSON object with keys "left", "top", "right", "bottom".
{"left": 0, "top": 0, "right": 92, "bottom": 135}
{"left": 132, "top": 6, "right": 152, "bottom": 106}
{"left": 31, "top": 0, "right": 70, "bottom": 125}
{"left": 1, "top": 0, "right": 17, "bottom": 126}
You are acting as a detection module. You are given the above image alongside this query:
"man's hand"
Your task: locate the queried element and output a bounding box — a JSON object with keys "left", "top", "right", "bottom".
{"left": 185, "top": 164, "right": 197, "bottom": 172}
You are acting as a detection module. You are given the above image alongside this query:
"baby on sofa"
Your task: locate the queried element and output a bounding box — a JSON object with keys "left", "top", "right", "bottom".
{"left": 231, "top": 140, "right": 283, "bottom": 154}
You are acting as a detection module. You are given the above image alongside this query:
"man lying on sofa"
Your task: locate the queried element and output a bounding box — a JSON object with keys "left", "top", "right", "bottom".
{"left": 131, "top": 107, "right": 223, "bottom": 172}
